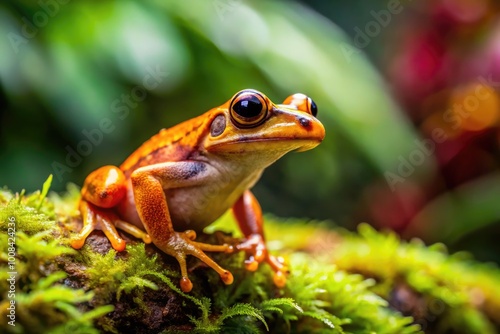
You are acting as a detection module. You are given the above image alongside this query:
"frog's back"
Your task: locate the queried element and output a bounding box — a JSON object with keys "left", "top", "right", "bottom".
{"left": 120, "top": 114, "right": 211, "bottom": 178}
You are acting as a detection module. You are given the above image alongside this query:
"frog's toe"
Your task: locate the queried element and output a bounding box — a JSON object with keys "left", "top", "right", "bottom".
{"left": 189, "top": 244, "right": 234, "bottom": 286}
{"left": 220, "top": 270, "right": 234, "bottom": 285}
{"left": 267, "top": 254, "right": 289, "bottom": 288}
{"left": 273, "top": 270, "right": 287, "bottom": 288}
{"left": 184, "top": 230, "right": 197, "bottom": 240}
{"left": 237, "top": 234, "right": 267, "bottom": 268}
{"left": 162, "top": 232, "right": 234, "bottom": 291}
{"left": 97, "top": 213, "right": 127, "bottom": 251}
{"left": 115, "top": 219, "right": 151, "bottom": 244}
{"left": 71, "top": 200, "right": 98, "bottom": 249}
{"left": 70, "top": 237, "right": 87, "bottom": 250}
{"left": 180, "top": 277, "right": 193, "bottom": 293}
{"left": 245, "top": 253, "right": 289, "bottom": 288}
{"left": 244, "top": 257, "right": 259, "bottom": 272}
{"left": 109, "top": 236, "right": 126, "bottom": 252}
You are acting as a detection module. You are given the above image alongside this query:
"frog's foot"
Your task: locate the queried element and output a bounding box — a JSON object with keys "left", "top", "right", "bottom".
{"left": 158, "top": 230, "right": 234, "bottom": 292}
{"left": 71, "top": 200, "right": 151, "bottom": 251}
{"left": 236, "top": 234, "right": 289, "bottom": 288}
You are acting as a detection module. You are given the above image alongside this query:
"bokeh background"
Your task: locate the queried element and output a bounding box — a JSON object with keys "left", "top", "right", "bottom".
{"left": 1, "top": 0, "right": 499, "bottom": 264}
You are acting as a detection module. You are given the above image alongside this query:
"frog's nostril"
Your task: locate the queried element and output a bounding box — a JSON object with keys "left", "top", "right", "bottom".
{"left": 298, "top": 117, "right": 311, "bottom": 129}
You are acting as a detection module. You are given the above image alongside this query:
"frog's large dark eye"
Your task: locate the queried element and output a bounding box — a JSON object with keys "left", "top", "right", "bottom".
{"left": 309, "top": 98, "right": 318, "bottom": 117}
{"left": 282, "top": 93, "right": 318, "bottom": 117}
{"left": 229, "top": 90, "right": 269, "bottom": 128}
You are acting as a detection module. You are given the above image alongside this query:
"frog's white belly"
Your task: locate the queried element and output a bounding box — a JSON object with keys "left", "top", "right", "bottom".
{"left": 166, "top": 170, "right": 262, "bottom": 231}
{"left": 118, "top": 167, "right": 262, "bottom": 232}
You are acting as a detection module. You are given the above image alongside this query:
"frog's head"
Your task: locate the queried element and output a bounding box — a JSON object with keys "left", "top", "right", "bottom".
{"left": 204, "top": 89, "right": 325, "bottom": 165}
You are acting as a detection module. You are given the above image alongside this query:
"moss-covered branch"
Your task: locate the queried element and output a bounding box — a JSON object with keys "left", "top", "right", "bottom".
{"left": 0, "top": 178, "right": 499, "bottom": 333}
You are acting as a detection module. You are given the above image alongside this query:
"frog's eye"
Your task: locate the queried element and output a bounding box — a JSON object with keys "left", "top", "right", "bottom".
{"left": 309, "top": 98, "right": 318, "bottom": 117}
{"left": 229, "top": 90, "right": 269, "bottom": 128}
{"left": 283, "top": 93, "right": 318, "bottom": 117}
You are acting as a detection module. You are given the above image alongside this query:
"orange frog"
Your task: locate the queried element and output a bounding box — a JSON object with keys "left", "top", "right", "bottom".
{"left": 71, "top": 89, "right": 325, "bottom": 292}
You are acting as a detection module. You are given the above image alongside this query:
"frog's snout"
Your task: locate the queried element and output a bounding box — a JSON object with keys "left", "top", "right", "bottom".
{"left": 286, "top": 111, "right": 326, "bottom": 152}
{"left": 278, "top": 108, "right": 325, "bottom": 142}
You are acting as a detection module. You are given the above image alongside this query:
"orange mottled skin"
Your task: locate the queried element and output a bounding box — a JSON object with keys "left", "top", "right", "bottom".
{"left": 72, "top": 89, "right": 325, "bottom": 292}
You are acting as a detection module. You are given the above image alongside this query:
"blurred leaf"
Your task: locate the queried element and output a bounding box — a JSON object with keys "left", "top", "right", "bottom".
{"left": 161, "top": 0, "right": 430, "bottom": 175}
{"left": 407, "top": 172, "right": 500, "bottom": 244}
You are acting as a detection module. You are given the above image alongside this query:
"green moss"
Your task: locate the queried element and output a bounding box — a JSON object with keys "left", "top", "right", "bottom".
{"left": 331, "top": 223, "right": 500, "bottom": 333}
{"left": 79, "top": 243, "right": 174, "bottom": 305}
{"left": 0, "top": 199, "right": 54, "bottom": 236}
{"left": 0, "top": 176, "right": 113, "bottom": 333}
{"left": 288, "top": 254, "right": 421, "bottom": 333}
{"left": 1, "top": 178, "right": 500, "bottom": 333}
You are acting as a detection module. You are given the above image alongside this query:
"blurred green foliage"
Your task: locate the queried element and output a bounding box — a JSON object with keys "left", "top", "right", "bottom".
{"left": 1, "top": 0, "right": 499, "bottom": 265}
{"left": 0, "top": 0, "right": 419, "bottom": 225}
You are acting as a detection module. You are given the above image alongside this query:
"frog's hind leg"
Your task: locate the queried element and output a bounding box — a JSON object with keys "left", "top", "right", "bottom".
{"left": 72, "top": 201, "right": 152, "bottom": 251}
{"left": 115, "top": 220, "right": 152, "bottom": 244}
{"left": 71, "top": 200, "right": 98, "bottom": 249}
{"left": 71, "top": 165, "right": 150, "bottom": 251}
{"left": 72, "top": 200, "right": 126, "bottom": 251}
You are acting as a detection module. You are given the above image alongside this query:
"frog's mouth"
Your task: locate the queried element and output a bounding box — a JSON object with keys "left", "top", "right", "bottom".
{"left": 206, "top": 136, "right": 323, "bottom": 155}
{"left": 236, "top": 136, "right": 322, "bottom": 150}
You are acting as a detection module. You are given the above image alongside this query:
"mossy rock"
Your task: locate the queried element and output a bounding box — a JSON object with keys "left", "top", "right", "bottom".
{"left": 0, "top": 177, "right": 499, "bottom": 333}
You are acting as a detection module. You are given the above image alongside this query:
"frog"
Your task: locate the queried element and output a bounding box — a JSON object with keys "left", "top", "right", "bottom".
{"left": 71, "top": 89, "right": 325, "bottom": 292}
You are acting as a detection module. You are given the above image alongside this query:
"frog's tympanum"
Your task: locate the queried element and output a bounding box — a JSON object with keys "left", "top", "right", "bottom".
{"left": 71, "top": 89, "right": 325, "bottom": 292}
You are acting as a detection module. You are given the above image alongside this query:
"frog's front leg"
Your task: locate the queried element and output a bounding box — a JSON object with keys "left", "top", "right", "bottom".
{"left": 72, "top": 166, "right": 152, "bottom": 251}
{"left": 130, "top": 161, "right": 234, "bottom": 293}
{"left": 232, "top": 190, "right": 288, "bottom": 288}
